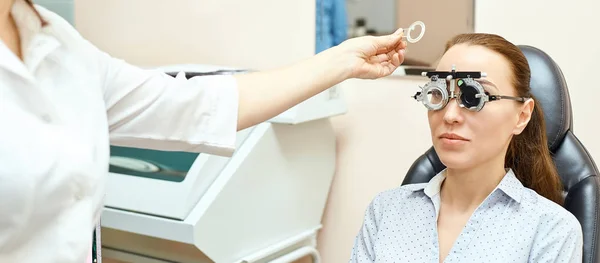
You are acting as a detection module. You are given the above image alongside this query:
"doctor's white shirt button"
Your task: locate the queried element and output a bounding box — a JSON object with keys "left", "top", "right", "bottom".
{"left": 73, "top": 181, "right": 87, "bottom": 201}
{"left": 40, "top": 114, "right": 52, "bottom": 123}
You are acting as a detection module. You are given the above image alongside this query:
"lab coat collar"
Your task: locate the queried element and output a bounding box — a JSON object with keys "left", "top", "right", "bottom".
{"left": 414, "top": 168, "right": 524, "bottom": 204}
{"left": 0, "top": 0, "right": 61, "bottom": 81}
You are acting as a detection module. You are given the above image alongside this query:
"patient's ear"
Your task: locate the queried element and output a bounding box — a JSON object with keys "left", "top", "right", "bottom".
{"left": 513, "top": 98, "right": 534, "bottom": 135}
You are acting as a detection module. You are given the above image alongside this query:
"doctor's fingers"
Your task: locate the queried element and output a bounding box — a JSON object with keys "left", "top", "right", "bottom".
{"left": 369, "top": 49, "right": 404, "bottom": 64}
{"left": 376, "top": 30, "right": 407, "bottom": 53}
{"left": 376, "top": 40, "right": 407, "bottom": 59}
{"left": 373, "top": 33, "right": 404, "bottom": 53}
{"left": 368, "top": 54, "right": 402, "bottom": 69}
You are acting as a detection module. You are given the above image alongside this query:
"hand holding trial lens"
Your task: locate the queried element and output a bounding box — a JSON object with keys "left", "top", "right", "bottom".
{"left": 402, "top": 21, "right": 426, "bottom": 43}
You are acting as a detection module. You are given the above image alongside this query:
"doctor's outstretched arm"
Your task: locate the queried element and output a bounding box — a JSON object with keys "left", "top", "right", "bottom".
{"left": 68, "top": 6, "right": 407, "bottom": 156}
{"left": 99, "top": 30, "right": 407, "bottom": 155}
{"left": 234, "top": 31, "right": 407, "bottom": 130}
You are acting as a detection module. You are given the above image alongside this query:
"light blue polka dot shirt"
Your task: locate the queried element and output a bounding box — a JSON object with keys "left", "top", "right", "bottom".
{"left": 349, "top": 169, "right": 583, "bottom": 262}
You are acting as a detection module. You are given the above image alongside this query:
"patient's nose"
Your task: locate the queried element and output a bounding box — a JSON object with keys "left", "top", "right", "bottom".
{"left": 443, "top": 98, "right": 464, "bottom": 124}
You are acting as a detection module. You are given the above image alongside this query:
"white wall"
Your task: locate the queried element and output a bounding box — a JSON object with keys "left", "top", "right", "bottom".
{"left": 474, "top": 0, "right": 600, "bottom": 160}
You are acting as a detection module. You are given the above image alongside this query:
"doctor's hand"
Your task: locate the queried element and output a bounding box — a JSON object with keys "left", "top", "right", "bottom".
{"left": 335, "top": 28, "right": 407, "bottom": 79}
{"left": 234, "top": 28, "right": 407, "bottom": 130}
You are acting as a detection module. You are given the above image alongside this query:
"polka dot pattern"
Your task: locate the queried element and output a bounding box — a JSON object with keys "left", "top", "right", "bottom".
{"left": 349, "top": 169, "right": 584, "bottom": 262}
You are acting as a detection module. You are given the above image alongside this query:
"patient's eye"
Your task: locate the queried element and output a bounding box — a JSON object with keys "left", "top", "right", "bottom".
{"left": 427, "top": 89, "right": 444, "bottom": 104}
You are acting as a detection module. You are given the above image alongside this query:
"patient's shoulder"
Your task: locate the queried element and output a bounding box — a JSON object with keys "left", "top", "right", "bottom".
{"left": 521, "top": 189, "right": 571, "bottom": 216}
{"left": 397, "top": 182, "right": 429, "bottom": 192}
{"left": 379, "top": 182, "right": 427, "bottom": 197}
{"left": 521, "top": 189, "right": 582, "bottom": 234}
{"left": 369, "top": 183, "right": 429, "bottom": 207}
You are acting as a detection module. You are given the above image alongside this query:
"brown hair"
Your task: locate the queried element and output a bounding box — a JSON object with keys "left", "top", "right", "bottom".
{"left": 24, "top": 0, "right": 48, "bottom": 26}
{"left": 444, "top": 33, "right": 564, "bottom": 205}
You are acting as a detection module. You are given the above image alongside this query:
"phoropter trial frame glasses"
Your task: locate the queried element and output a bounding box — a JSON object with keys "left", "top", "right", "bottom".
{"left": 412, "top": 66, "right": 528, "bottom": 112}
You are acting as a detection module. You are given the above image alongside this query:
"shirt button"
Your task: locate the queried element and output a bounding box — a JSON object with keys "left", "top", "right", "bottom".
{"left": 74, "top": 183, "right": 85, "bottom": 201}
{"left": 41, "top": 114, "right": 52, "bottom": 123}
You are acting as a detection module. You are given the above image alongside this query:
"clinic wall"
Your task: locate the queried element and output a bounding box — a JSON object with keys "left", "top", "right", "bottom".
{"left": 74, "top": 0, "right": 315, "bottom": 70}
{"left": 473, "top": 0, "right": 600, "bottom": 162}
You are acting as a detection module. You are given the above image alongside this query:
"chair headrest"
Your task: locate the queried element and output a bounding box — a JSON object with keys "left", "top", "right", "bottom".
{"left": 518, "top": 45, "right": 573, "bottom": 151}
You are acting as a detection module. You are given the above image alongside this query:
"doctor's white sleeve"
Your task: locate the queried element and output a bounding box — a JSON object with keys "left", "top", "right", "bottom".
{"left": 349, "top": 194, "right": 384, "bottom": 263}
{"left": 35, "top": 3, "right": 239, "bottom": 157}
{"left": 97, "top": 53, "right": 239, "bottom": 157}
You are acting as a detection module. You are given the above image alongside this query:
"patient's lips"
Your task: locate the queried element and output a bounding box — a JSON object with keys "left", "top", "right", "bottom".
{"left": 439, "top": 132, "right": 470, "bottom": 146}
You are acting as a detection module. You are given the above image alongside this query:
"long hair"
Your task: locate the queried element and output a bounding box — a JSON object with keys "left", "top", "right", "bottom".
{"left": 444, "top": 33, "right": 564, "bottom": 205}
{"left": 24, "top": 0, "right": 48, "bottom": 26}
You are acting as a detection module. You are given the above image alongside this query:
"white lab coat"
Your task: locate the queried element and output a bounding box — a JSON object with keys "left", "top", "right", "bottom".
{"left": 0, "top": 1, "right": 239, "bottom": 262}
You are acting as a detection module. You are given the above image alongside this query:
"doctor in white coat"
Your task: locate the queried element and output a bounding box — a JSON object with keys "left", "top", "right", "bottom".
{"left": 0, "top": 0, "right": 407, "bottom": 262}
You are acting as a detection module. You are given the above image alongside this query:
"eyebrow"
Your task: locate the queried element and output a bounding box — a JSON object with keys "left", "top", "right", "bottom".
{"left": 475, "top": 79, "right": 499, "bottom": 91}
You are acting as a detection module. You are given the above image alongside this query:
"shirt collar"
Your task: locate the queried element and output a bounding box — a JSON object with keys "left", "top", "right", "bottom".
{"left": 1, "top": 0, "right": 60, "bottom": 79}
{"left": 412, "top": 168, "right": 524, "bottom": 204}
{"left": 11, "top": 0, "right": 43, "bottom": 47}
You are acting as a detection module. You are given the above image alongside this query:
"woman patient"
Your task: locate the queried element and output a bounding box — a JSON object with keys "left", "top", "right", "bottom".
{"left": 349, "top": 33, "right": 583, "bottom": 262}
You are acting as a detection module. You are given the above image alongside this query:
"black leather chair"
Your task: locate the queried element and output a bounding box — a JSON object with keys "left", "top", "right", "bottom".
{"left": 402, "top": 45, "right": 600, "bottom": 263}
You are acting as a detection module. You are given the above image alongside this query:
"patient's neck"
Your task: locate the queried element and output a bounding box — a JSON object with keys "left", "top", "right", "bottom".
{"left": 440, "top": 156, "right": 507, "bottom": 213}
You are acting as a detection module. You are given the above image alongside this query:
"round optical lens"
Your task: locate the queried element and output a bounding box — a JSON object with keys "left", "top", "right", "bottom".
{"left": 458, "top": 82, "right": 481, "bottom": 108}
{"left": 420, "top": 80, "right": 448, "bottom": 111}
{"left": 426, "top": 88, "right": 444, "bottom": 106}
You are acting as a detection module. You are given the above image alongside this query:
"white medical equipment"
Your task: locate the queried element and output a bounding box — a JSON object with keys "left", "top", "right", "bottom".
{"left": 100, "top": 64, "right": 347, "bottom": 263}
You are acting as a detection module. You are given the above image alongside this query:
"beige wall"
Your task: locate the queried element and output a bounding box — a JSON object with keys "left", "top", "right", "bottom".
{"left": 396, "top": 0, "right": 474, "bottom": 66}
{"left": 473, "top": 0, "right": 600, "bottom": 162}
{"left": 75, "top": 0, "right": 315, "bottom": 69}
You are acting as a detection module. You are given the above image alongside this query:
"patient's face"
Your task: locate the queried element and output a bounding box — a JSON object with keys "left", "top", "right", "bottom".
{"left": 428, "top": 44, "right": 525, "bottom": 170}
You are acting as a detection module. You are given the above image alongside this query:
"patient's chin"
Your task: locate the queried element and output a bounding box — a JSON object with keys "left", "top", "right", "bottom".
{"left": 437, "top": 152, "right": 474, "bottom": 170}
